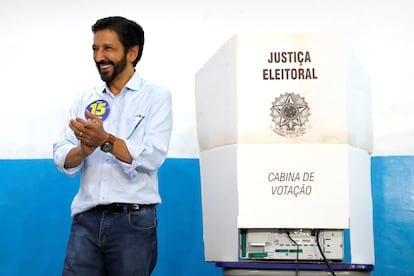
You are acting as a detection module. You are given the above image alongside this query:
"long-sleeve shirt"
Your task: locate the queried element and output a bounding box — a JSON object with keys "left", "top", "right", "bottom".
{"left": 53, "top": 71, "right": 173, "bottom": 216}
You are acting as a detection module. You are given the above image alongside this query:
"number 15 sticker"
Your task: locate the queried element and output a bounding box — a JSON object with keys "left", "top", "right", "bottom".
{"left": 85, "top": 100, "right": 110, "bottom": 121}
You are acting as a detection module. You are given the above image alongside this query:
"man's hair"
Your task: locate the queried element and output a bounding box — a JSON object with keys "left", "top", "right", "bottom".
{"left": 92, "top": 16, "right": 144, "bottom": 67}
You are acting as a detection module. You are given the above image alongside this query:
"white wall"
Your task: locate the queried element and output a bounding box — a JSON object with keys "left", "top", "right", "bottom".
{"left": 1, "top": 0, "right": 413, "bottom": 158}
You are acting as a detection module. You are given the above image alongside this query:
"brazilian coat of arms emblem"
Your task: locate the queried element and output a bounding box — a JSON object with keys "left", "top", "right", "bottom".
{"left": 270, "top": 93, "right": 311, "bottom": 137}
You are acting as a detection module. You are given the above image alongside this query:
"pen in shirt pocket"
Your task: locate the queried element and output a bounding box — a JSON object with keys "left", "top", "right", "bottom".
{"left": 126, "top": 114, "right": 145, "bottom": 139}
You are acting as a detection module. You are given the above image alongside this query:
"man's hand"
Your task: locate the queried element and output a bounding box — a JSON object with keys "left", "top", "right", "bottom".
{"left": 64, "top": 110, "right": 110, "bottom": 168}
{"left": 70, "top": 110, "right": 109, "bottom": 148}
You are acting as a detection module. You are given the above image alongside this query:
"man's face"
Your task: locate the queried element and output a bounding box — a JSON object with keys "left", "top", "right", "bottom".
{"left": 92, "top": 29, "right": 128, "bottom": 84}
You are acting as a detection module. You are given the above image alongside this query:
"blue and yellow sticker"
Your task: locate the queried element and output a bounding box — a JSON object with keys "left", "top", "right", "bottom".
{"left": 85, "top": 100, "right": 110, "bottom": 121}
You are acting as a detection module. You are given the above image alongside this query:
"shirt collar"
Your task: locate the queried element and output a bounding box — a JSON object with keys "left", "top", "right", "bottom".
{"left": 98, "top": 70, "right": 142, "bottom": 95}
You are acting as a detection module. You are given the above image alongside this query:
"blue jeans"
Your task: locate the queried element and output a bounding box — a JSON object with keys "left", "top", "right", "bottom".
{"left": 62, "top": 206, "right": 158, "bottom": 276}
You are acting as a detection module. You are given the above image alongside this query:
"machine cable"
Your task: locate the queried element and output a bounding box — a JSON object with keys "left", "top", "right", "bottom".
{"left": 316, "top": 229, "right": 336, "bottom": 276}
{"left": 287, "top": 230, "right": 300, "bottom": 276}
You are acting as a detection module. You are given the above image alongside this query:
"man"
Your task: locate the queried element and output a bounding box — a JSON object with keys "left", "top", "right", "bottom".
{"left": 53, "top": 16, "right": 172, "bottom": 276}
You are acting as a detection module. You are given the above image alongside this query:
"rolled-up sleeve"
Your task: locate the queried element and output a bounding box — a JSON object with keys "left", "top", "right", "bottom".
{"left": 53, "top": 140, "right": 83, "bottom": 176}
{"left": 53, "top": 98, "right": 83, "bottom": 177}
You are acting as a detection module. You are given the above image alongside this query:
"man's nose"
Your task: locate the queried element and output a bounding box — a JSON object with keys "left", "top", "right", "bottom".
{"left": 94, "top": 48, "right": 105, "bottom": 62}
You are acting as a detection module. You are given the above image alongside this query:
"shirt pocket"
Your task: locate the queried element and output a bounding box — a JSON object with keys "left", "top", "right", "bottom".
{"left": 126, "top": 114, "right": 146, "bottom": 140}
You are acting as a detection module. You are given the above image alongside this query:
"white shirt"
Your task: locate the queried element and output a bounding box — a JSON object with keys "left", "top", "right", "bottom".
{"left": 53, "top": 72, "right": 172, "bottom": 216}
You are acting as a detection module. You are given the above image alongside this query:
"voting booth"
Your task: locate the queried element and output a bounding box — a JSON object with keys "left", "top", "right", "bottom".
{"left": 195, "top": 33, "right": 375, "bottom": 270}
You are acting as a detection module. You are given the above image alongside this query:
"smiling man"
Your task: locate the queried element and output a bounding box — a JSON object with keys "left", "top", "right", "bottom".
{"left": 53, "top": 16, "right": 173, "bottom": 276}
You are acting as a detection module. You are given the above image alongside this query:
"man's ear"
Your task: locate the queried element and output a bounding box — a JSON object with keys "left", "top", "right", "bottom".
{"left": 128, "top": 46, "right": 139, "bottom": 62}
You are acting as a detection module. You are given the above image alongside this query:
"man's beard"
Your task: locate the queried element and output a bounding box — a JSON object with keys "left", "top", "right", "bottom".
{"left": 96, "top": 54, "right": 128, "bottom": 84}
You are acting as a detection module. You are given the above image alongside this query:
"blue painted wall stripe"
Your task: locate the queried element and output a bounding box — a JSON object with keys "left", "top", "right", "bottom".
{"left": 371, "top": 156, "right": 414, "bottom": 274}
{"left": 0, "top": 156, "right": 413, "bottom": 275}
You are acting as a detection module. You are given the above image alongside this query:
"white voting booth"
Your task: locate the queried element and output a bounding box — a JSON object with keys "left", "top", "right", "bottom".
{"left": 195, "top": 33, "right": 375, "bottom": 266}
